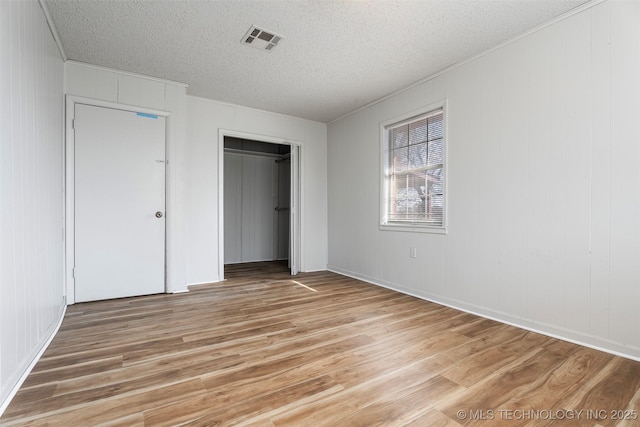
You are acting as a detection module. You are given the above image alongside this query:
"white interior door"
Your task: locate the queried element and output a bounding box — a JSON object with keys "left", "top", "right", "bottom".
{"left": 74, "top": 103, "right": 166, "bottom": 302}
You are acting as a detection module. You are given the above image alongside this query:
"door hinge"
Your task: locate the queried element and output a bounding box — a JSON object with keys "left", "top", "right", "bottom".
{"left": 72, "top": 268, "right": 76, "bottom": 279}
{"left": 72, "top": 119, "right": 75, "bottom": 130}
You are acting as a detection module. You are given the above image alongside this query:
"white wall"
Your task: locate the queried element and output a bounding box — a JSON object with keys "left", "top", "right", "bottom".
{"left": 186, "top": 96, "right": 328, "bottom": 284}
{"left": 277, "top": 157, "right": 291, "bottom": 260}
{"left": 224, "top": 151, "right": 278, "bottom": 264}
{"left": 224, "top": 152, "right": 244, "bottom": 263}
{"left": 64, "top": 61, "right": 189, "bottom": 294}
{"left": 0, "top": 0, "right": 65, "bottom": 410}
{"left": 327, "top": 1, "right": 640, "bottom": 359}
{"left": 64, "top": 65, "right": 329, "bottom": 288}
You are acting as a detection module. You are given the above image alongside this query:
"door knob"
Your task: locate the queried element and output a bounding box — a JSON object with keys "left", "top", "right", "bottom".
{"left": 155, "top": 211, "right": 163, "bottom": 218}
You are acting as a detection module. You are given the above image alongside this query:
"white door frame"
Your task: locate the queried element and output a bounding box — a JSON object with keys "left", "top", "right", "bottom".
{"left": 218, "top": 129, "right": 303, "bottom": 280}
{"left": 289, "top": 143, "right": 300, "bottom": 275}
{"left": 64, "top": 96, "right": 170, "bottom": 304}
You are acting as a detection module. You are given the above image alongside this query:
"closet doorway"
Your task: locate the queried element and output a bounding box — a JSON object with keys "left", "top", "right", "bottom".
{"left": 222, "top": 135, "right": 300, "bottom": 278}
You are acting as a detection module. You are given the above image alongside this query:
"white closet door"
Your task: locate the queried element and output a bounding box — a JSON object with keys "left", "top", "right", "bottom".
{"left": 74, "top": 104, "right": 166, "bottom": 302}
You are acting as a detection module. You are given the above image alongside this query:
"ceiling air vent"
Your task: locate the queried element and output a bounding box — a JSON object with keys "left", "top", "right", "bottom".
{"left": 242, "top": 25, "right": 284, "bottom": 52}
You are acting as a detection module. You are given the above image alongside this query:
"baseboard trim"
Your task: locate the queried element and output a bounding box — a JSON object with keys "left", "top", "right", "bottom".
{"left": 187, "top": 279, "right": 222, "bottom": 287}
{"left": 327, "top": 265, "right": 640, "bottom": 363}
{"left": 0, "top": 304, "right": 67, "bottom": 417}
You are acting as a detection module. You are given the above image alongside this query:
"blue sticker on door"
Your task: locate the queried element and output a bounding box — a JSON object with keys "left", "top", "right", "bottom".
{"left": 136, "top": 112, "right": 158, "bottom": 119}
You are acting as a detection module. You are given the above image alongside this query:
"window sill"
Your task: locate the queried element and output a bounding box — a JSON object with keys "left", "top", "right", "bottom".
{"left": 380, "top": 223, "right": 447, "bottom": 234}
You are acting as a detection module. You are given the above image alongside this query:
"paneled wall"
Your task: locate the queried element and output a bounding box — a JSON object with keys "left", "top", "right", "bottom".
{"left": 327, "top": 1, "right": 640, "bottom": 359}
{"left": 186, "top": 96, "right": 327, "bottom": 284}
{"left": 0, "top": 0, "right": 65, "bottom": 410}
{"left": 224, "top": 152, "right": 278, "bottom": 264}
{"left": 64, "top": 61, "right": 188, "bottom": 296}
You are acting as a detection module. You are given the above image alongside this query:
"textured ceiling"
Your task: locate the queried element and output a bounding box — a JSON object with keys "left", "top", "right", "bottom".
{"left": 45, "top": 0, "right": 589, "bottom": 123}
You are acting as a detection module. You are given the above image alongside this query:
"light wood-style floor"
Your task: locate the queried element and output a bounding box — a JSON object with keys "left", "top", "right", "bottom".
{"left": 3, "top": 262, "right": 640, "bottom": 426}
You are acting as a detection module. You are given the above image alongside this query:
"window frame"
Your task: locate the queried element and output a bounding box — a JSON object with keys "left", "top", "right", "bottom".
{"left": 380, "top": 101, "right": 448, "bottom": 234}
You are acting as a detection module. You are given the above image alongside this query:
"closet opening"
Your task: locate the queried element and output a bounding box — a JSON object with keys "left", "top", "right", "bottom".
{"left": 223, "top": 136, "right": 295, "bottom": 275}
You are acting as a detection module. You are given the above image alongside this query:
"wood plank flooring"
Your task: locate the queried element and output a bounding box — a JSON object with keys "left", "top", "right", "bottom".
{"left": 3, "top": 262, "right": 640, "bottom": 426}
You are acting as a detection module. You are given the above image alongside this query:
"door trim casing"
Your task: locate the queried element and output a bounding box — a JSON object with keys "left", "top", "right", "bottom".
{"left": 217, "top": 129, "right": 303, "bottom": 281}
{"left": 64, "top": 96, "right": 170, "bottom": 304}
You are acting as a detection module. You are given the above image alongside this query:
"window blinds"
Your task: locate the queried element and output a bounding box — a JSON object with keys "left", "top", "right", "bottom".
{"left": 386, "top": 109, "right": 444, "bottom": 226}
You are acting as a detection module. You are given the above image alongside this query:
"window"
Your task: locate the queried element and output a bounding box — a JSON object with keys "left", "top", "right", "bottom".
{"left": 381, "top": 105, "right": 445, "bottom": 231}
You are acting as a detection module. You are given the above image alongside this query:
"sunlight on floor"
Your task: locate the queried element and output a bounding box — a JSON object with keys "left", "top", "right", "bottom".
{"left": 292, "top": 280, "right": 317, "bottom": 292}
